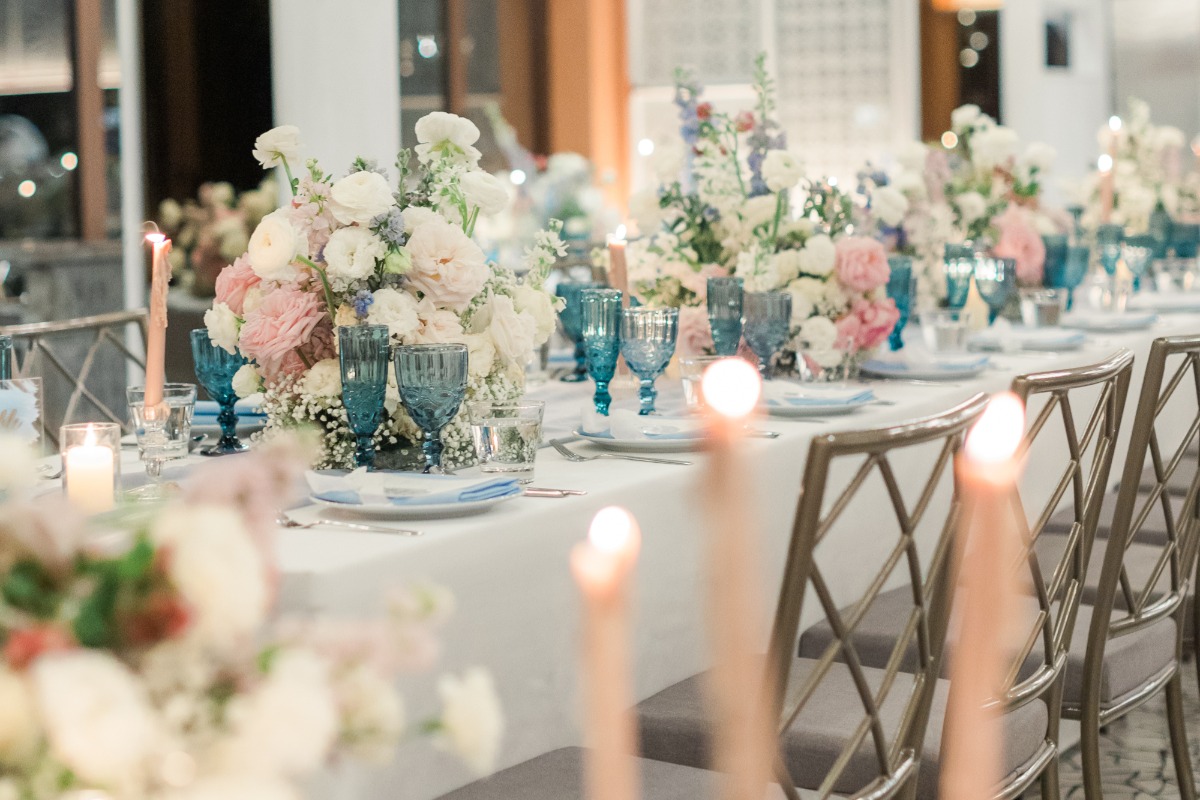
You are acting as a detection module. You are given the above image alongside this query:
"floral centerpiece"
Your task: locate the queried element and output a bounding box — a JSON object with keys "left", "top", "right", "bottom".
{"left": 158, "top": 180, "right": 279, "bottom": 297}
{"left": 621, "top": 54, "right": 898, "bottom": 374}
{"left": 0, "top": 436, "right": 502, "bottom": 799}
{"left": 204, "top": 114, "right": 564, "bottom": 469}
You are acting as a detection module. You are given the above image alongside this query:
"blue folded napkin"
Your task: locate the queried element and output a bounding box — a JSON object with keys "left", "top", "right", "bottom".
{"left": 194, "top": 398, "right": 267, "bottom": 420}
{"left": 306, "top": 470, "right": 522, "bottom": 506}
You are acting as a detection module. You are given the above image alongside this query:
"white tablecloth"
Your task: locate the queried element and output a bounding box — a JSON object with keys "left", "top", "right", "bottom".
{"left": 276, "top": 313, "right": 1200, "bottom": 800}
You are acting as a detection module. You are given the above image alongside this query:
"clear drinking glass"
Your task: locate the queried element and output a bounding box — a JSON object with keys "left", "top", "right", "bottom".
{"left": 393, "top": 343, "right": 469, "bottom": 473}
{"left": 680, "top": 355, "right": 723, "bottom": 411}
{"left": 1019, "top": 288, "right": 1067, "bottom": 328}
{"left": 127, "top": 383, "right": 197, "bottom": 499}
{"left": 917, "top": 310, "right": 972, "bottom": 353}
{"left": 944, "top": 258, "right": 974, "bottom": 309}
{"left": 0, "top": 334, "right": 13, "bottom": 381}
{"left": 742, "top": 291, "right": 792, "bottom": 379}
{"left": 706, "top": 276, "right": 744, "bottom": 356}
{"left": 885, "top": 256, "right": 914, "bottom": 351}
{"left": 1096, "top": 223, "right": 1124, "bottom": 276}
{"left": 60, "top": 422, "right": 121, "bottom": 515}
{"left": 580, "top": 288, "right": 623, "bottom": 415}
{"left": 468, "top": 400, "right": 545, "bottom": 483}
{"left": 974, "top": 257, "right": 1016, "bottom": 324}
{"left": 556, "top": 280, "right": 605, "bottom": 382}
{"left": 190, "top": 329, "right": 250, "bottom": 456}
{"left": 338, "top": 325, "right": 391, "bottom": 469}
{"left": 620, "top": 307, "right": 679, "bottom": 415}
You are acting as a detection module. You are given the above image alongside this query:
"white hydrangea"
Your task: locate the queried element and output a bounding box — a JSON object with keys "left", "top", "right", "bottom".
{"left": 950, "top": 104, "right": 983, "bottom": 133}
{"left": 800, "top": 316, "right": 842, "bottom": 367}
{"left": 783, "top": 279, "right": 815, "bottom": 325}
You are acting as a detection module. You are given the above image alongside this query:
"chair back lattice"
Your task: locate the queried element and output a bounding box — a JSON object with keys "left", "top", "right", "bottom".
{"left": 1081, "top": 337, "right": 1200, "bottom": 721}
{"left": 2, "top": 310, "right": 149, "bottom": 447}
{"left": 766, "top": 394, "right": 989, "bottom": 800}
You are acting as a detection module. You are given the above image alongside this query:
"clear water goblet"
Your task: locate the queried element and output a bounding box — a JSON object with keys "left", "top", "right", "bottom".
{"left": 1121, "top": 235, "right": 1156, "bottom": 291}
{"left": 393, "top": 343, "right": 469, "bottom": 473}
{"left": 338, "top": 325, "right": 391, "bottom": 469}
{"left": 974, "top": 257, "right": 1015, "bottom": 325}
{"left": 555, "top": 280, "right": 605, "bottom": 382}
{"left": 580, "top": 288, "right": 622, "bottom": 415}
{"left": 1096, "top": 223, "right": 1124, "bottom": 276}
{"left": 126, "top": 383, "right": 197, "bottom": 500}
{"left": 190, "top": 329, "right": 250, "bottom": 456}
{"left": 943, "top": 244, "right": 975, "bottom": 310}
{"left": 743, "top": 291, "right": 792, "bottom": 380}
{"left": 706, "top": 276, "right": 744, "bottom": 356}
{"left": 620, "top": 307, "right": 679, "bottom": 415}
{"left": 885, "top": 256, "right": 914, "bottom": 351}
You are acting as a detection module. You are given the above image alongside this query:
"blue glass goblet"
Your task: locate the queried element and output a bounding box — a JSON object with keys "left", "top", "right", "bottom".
{"left": 190, "top": 328, "right": 250, "bottom": 456}
{"left": 706, "top": 276, "right": 744, "bottom": 356}
{"left": 974, "top": 257, "right": 1015, "bottom": 325}
{"left": 0, "top": 334, "right": 13, "bottom": 381}
{"left": 1096, "top": 223, "right": 1124, "bottom": 276}
{"left": 1171, "top": 223, "right": 1200, "bottom": 259}
{"left": 620, "top": 307, "right": 679, "bottom": 415}
{"left": 743, "top": 291, "right": 792, "bottom": 380}
{"left": 338, "top": 325, "right": 390, "bottom": 469}
{"left": 1045, "top": 245, "right": 1090, "bottom": 309}
{"left": 555, "top": 280, "right": 604, "bottom": 382}
{"left": 943, "top": 245, "right": 975, "bottom": 309}
{"left": 394, "top": 343, "right": 469, "bottom": 473}
{"left": 580, "top": 289, "right": 622, "bottom": 415}
{"left": 885, "top": 256, "right": 914, "bottom": 351}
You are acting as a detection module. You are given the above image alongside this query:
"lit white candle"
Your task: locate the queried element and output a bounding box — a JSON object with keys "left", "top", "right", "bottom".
{"left": 571, "top": 506, "right": 641, "bottom": 800}
{"left": 65, "top": 425, "right": 115, "bottom": 515}
{"left": 144, "top": 231, "right": 173, "bottom": 409}
{"left": 941, "top": 392, "right": 1026, "bottom": 799}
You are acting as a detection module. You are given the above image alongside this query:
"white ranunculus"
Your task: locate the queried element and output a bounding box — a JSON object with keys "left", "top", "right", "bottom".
{"left": 1019, "top": 141, "right": 1057, "bottom": 174}
{"left": 299, "top": 359, "right": 342, "bottom": 398}
{"left": 203, "top": 302, "right": 240, "bottom": 354}
{"left": 324, "top": 227, "right": 387, "bottom": 285}
{"left": 405, "top": 218, "right": 489, "bottom": 312}
{"left": 231, "top": 363, "right": 262, "bottom": 399}
{"left": 435, "top": 668, "right": 504, "bottom": 775}
{"left": 336, "top": 665, "right": 405, "bottom": 763}
{"left": 897, "top": 140, "right": 929, "bottom": 173}
{"left": 368, "top": 287, "right": 421, "bottom": 339}
{"left": 247, "top": 209, "right": 301, "bottom": 283}
{"left": 460, "top": 332, "right": 496, "bottom": 379}
{"left": 783, "top": 278, "right": 815, "bottom": 324}
{"left": 872, "top": 186, "right": 909, "bottom": 227}
{"left": 512, "top": 284, "right": 557, "bottom": 344}
{"left": 252, "top": 125, "right": 303, "bottom": 169}
{"left": 459, "top": 172, "right": 510, "bottom": 216}
{"left": 950, "top": 104, "right": 982, "bottom": 132}
{"left": 970, "top": 125, "right": 1020, "bottom": 171}
{"left": 152, "top": 505, "right": 268, "bottom": 647}
{"left": 330, "top": 171, "right": 395, "bottom": 226}
{"left": 414, "top": 112, "right": 482, "bottom": 165}
{"left": 798, "top": 234, "right": 836, "bottom": 276}
{"left": 474, "top": 293, "right": 536, "bottom": 365}
{"left": 0, "top": 667, "right": 37, "bottom": 765}
{"left": 762, "top": 150, "right": 804, "bottom": 192}
{"left": 32, "top": 652, "right": 157, "bottom": 785}
{"left": 955, "top": 191, "right": 988, "bottom": 224}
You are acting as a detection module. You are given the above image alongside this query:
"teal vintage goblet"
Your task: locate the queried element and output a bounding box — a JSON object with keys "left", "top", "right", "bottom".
{"left": 706, "top": 276, "right": 744, "bottom": 356}
{"left": 394, "top": 343, "right": 469, "bottom": 473}
{"left": 1044, "top": 245, "right": 1089, "bottom": 309}
{"left": 555, "top": 280, "right": 605, "bottom": 382}
{"left": 0, "top": 334, "right": 13, "bottom": 381}
{"left": 1096, "top": 223, "right": 1124, "bottom": 276}
{"left": 338, "top": 325, "right": 390, "bottom": 469}
{"left": 580, "top": 288, "right": 622, "bottom": 415}
{"left": 886, "top": 256, "right": 914, "bottom": 351}
{"left": 620, "top": 307, "right": 679, "bottom": 415}
{"left": 974, "top": 257, "right": 1015, "bottom": 325}
{"left": 743, "top": 291, "right": 792, "bottom": 379}
{"left": 190, "top": 329, "right": 250, "bottom": 456}
{"left": 944, "top": 243, "right": 976, "bottom": 309}
{"left": 1171, "top": 223, "right": 1200, "bottom": 259}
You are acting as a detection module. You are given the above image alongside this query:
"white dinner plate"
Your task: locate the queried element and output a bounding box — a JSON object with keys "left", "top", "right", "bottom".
{"left": 860, "top": 358, "right": 989, "bottom": 381}
{"left": 761, "top": 396, "right": 873, "bottom": 417}
{"left": 1127, "top": 293, "right": 1200, "bottom": 313}
{"left": 573, "top": 428, "right": 703, "bottom": 453}
{"left": 309, "top": 492, "right": 518, "bottom": 520}
{"left": 1061, "top": 311, "right": 1158, "bottom": 332}
{"left": 969, "top": 327, "right": 1087, "bottom": 352}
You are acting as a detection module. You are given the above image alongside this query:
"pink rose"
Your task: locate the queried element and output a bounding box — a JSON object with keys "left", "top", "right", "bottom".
{"left": 677, "top": 305, "right": 715, "bottom": 357}
{"left": 214, "top": 254, "right": 260, "bottom": 316}
{"left": 238, "top": 286, "right": 326, "bottom": 378}
{"left": 405, "top": 218, "right": 489, "bottom": 312}
{"left": 834, "top": 313, "right": 862, "bottom": 353}
{"left": 679, "top": 263, "right": 729, "bottom": 302}
{"left": 834, "top": 237, "right": 891, "bottom": 293}
{"left": 992, "top": 204, "right": 1046, "bottom": 285}
{"left": 853, "top": 298, "right": 900, "bottom": 352}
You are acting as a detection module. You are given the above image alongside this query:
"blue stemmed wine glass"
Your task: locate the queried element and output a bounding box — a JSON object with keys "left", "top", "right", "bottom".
{"left": 394, "top": 343, "right": 469, "bottom": 473}
{"left": 580, "top": 289, "right": 622, "bottom": 415}
{"left": 1096, "top": 223, "right": 1124, "bottom": 276}
{"left": 620, "top": 307, "right": 679, "bottom": 415}
{"left": 1044, "top": 245, "right": 1090, "bottom": 310}
{"left": 885, "top": 256, "right": 914, "bottom": 351}
{"left": 0, "top": 334, "right": 12, "bottom": 381}
{"left": 743, "top": 291, "right": 792, "bottom": 380}
{"left": 706, "top": 276, "right": 744, "bottom": 356}
{"left": 190, "top": 328, "right": 250, "bottom": 456}
{"left": 974, "top": 257, "right": 1015, "bottom": 325}
{"left": 1171, "top": 223, "right": 1200, "bottom": 259}
{"left": 943, "top": 243, "right": 976, "bottom": 309}
{"left": 1121, "top": 235, "right": 1156, "bottom": 291}
{"left": 337, "top": 325, "right": 390, "bottom": 469}
{"left": 555, "top": 280, "right": 604, "bottom": 382}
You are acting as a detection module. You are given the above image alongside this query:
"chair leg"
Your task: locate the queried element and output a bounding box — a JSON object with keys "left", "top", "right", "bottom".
{"left": 1039, "top": 751, "right": 1061, "bottom": 800}
{"left": 1079, "top": 706, "right": 1104, "bottom": 800}
{"left": 1166, "top": 671, "right": 1197, "bottom": 800}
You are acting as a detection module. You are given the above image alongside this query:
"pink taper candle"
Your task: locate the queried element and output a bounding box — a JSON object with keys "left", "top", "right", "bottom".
{"left": 700, "top": 358, "right": 776, "bottom": 800}
{"left": 1100, "top": 117, "right": 1120, "bottom": 225}
{"left": 607, "top": 225, "right": 629, "bottom": 306}
{"left": 941, "top": 392, "right": 1026, "bottom": 799}
{"left": 571, "top": 507, "right": 641, "bottom": 800}
{"left": 144, "top": 232, "right": 173, "bottom": 409}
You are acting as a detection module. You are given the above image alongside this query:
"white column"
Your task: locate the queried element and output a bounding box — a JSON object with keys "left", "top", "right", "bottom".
{"left": 269, "top": 0, "right": 402, "bottom": 170}
{"left": 116, "top": 0, "right": 145, "bottom": 312}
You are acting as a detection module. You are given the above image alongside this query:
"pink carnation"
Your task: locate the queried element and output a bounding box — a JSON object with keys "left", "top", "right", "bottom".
{"left": 238, "top": 286, "right": 326, "bottom": 379}
{"left": 214, "top": 254, "right": 260, "bottom": 316}
{"left": 992, "top": 204, "right": 1046, "bottom": 286}
{"left": 834, "top": 237, "right": 891, "bottom": 293}
{"left": 677, "top": 305, "right": 715, "bottom": 357}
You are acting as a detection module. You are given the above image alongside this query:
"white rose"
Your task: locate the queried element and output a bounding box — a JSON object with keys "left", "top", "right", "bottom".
{"left": 330, "top": 170, "right": 395, "bottom": 226}
{"left": 405, "top": 218, "right": 490, "bottom": 312}
{"left": 324, "top": 226, "right": 386, "bottom": 285}
{"left": 460, "top": 332, "right": 496, "bottom": 379}
{"left": 762, "top": 150, "right": 804, "bottom": 192}
{"left": 152, "top": 505, "right": 268, "bottom": 647}
{"left": 299, "top": 359, "right": 342, "bottom": 398}
{"left": 252, "top": 125, "right": 303, "bottom": 169}
{"left": 248, "top": 210, "right": 301, "bottom": 282}
{"left": 512, "top": 284, "right": 557, "bottom": 344}
{"left": 872, "top": 186, "right": 909, "bottom": 227}
{"left": 473, "top": 293, "right": 536, "bottom": 365}
{"left": 335, "top": 665, "right": 406, "bottom": 763}
{"left": 970, "top": 125, "right": 1020, "bottom": 171}
{"left": 435, "top": 668, "right": 504, "bottom": 775}
{"left": 0, "top": 668, "right": 36, "bottom": 765}
{"left": 1019, "top": 141, "right": 1057, "bottom": 174}
{"left": 415, "top": 300, "right": 466, "bottom": 344}
{"left": 798, "top": 234, "right": 836, "bottom": 276}
{"left": 783, "top": 279, "right": 815, "bottom": 324}
{"left": 231, "top": 363, "right": 262, "bottom": 399}
{"left": 32, "top": 652, "right": 157, "bottom": 785}
{"left": 459, "top": 171, "right": 510, "bottom": 216}
{"left": 203, "top": 302, "right": 240, "bottom": 354}
{"left": 950, "top": 104, "right": 982, "bottom": 133}
{"left": 402, "top": 206, "right": 442, "bottom": 234}
{"left": 955, "top": 191, "right": 988, "bottom": 224}
{"left": 897, "top": 140, "right": 929, "bottom": 173}
{"left": 368, "top": 287, "right": 421, "bottom": 339}
{"left": 414, "top": 111, "right": 482, "bottom": 165}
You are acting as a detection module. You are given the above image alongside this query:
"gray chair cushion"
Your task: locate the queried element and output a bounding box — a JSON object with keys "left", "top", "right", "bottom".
{"left": 1139, "top": 461, "right": 1198, "bottom": 496}
{"left": 636, "top": 658, "right": 1048, "bottom": 800}
{"left": 435, "top": 746, "right": 807, "bottom": 800}
{"left": 1061, "top": 602, "right": 1178, "bottom": 709}
{"left": 1044, "top": 490, "right": 1183, "bottom": 547}
{"left": 1035, "top": 531, "right": 1172, "bottom": 608}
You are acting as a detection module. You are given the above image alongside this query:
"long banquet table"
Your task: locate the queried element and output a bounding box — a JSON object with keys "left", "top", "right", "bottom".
{"left": 276, "top": 313, "right": 1200, "bottom": 800}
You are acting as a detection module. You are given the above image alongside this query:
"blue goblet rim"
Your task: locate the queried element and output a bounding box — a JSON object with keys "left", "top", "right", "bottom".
{"left": 393, "top": 342, "right": 469, "bottom": 357}
{"left": 555, "top": 280, "right": 606, "bottom": 298}
{"left": 580, "top": 288, "right": 623, "bottom": 303}
{"left": 337, "top": 323, "right": 391, "bottom": 337}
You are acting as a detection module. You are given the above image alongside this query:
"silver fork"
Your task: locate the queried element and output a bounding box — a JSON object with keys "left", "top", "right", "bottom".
{"left": 276, "top": 512, "right": 422, "bottom": 537}
{"left": 550, "top": 439, "right": 692, "bottom": 466}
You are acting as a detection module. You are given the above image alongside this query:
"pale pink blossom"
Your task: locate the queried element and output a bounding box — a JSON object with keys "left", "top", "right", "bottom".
{"left": 405, "top": 218, "right": 489, "bottom": 312}
{"left": 239, "top": 286, "right": 326, "bottom": 378}
{"left": 992, "top": 204, "right": 1046, "bottom": 285}
{"left": 676, "top": 305, "right": 715, "bottom": 356}
{"left": 834, "top": 312, "right": 862, "bottom": 353}
{"left": 678, "top": 263, "right": 729, "bottom": 301}
{"left": 214, "top": 255, "right": 261, "bottom": 316}
{"left": 851, "top": 298, "right": 900, "bottom": 352}
{"left": 834, "top": 236, "right": 891, "bottom": 293}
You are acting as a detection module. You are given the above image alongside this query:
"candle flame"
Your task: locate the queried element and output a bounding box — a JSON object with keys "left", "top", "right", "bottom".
{"left": 965, "top": 392, "right": 1025, "bottom": 465}
{"left": 612, "top": 224, "right": 627, "bottom": 243}
{"left": 145, "top": 232, "right": 167, "bottom": 245}
{"left": 1108, "top": 115, "right": 1123, "bottom": 132}
{"left": 701, "top": 358, "right": 761, "bottom": 419}
{"left": 589, "top": 506, "right": 636, "bottom": 554}
{"left": 1097, "top": 153, "right": 1114, "bottom": 173}
{"left": 83, "top": 424, "right": 98, "bottom": 448}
